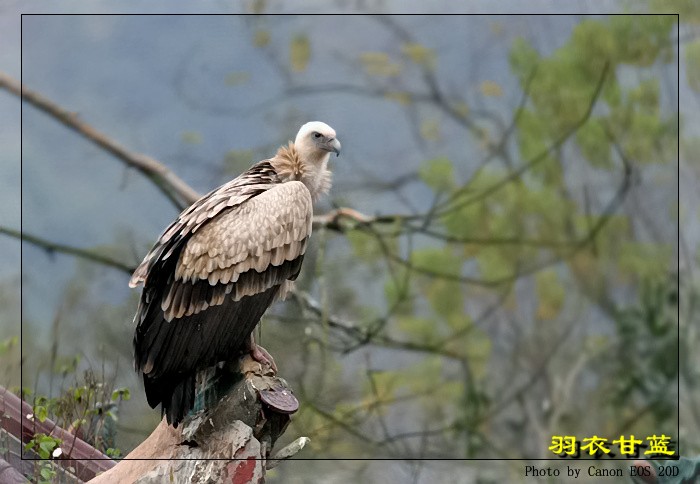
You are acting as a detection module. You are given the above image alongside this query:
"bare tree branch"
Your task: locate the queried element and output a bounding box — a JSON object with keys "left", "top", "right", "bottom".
{"left": 0, "top": 226, "right": 134, "bottom": 274}
{"left": 0, "top": 71, "right": 405, "bottom": 234}
{"left": 0, "top": 71, "right": 200, "bottom": 210}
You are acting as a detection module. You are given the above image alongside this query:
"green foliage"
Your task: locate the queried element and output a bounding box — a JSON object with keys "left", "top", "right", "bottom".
{"left": 411, "top": 247, "right": 461, "bottom": 277}
{"left": 441, "top": 197, "right": 480, "bottom": 241}
{"left": 685, "top": 39, "right": 700, "bottom": 92}
{"left": 570, "top": 20, "right": 616, "bottom": 70}
{"left": 619, "top": 242, "right": 673, "bottom": 281}
{"left": 20, "top": 361, "right": 128, "bottom": 462}
{"left": 629, "top": 78, "right": 660, "bottom": 113}
{"left": 346, "top": 228, "right": 381, "bottom": 262}
{"left": 24, "top": 434, "right": 61, "bottom": 484}
{"left": 39, "top": 465, "right": 57, "bottom": 484}
{"left": 180, "top": 131, "right": 202, "bottom": 145}
{"left": 111, "top": 387, "right": 131, "bottom": 402}
{"left": 425, "top": 278, "right": 463, "bottom": 323}
{"left": 105, "top": 447, "right": 122, "bottom": 458}
{"left": 476, "top": 246, "right": 515, "bottom": 281}
{"left": 0, "top": 335, "right": 17, "bottom": 355}
{"left": 509, "top": 37, "right": 540, "bottom": 83}
{"left": 384, "top": 273, "right": 413, "bottom": 317}
{"left": 608, "top": 15, "right": 676, "bottom": 66}
{"left": 604, "top": 77, "right": 677, "bottom": 164}
{"left": 353, "top": 14, "right": 680, "bottom": 459}
{"left": 607, "top": 279, "right": 678, "bottom": 424}
{"left": 650, "top": 0, "right": 700, "bottom": 23}
{"left": 511, "top": 15, "right": 675, "bottom": 150}
{"left": 515, "top": 109, "right": 552, "bottom": 162}
{"left": 535, "top": 270, "right": 566, "bottom": 320}
{"left": 455, "top": 327, "right": 492, "bottom": 380}
{"left": 33, "top": 401, "right": 49, "bottom": 423}
{"left": 396, "top": 316, "right": 440, "bottom": 345}
{"left": 293, "top": 14, "right": 678, "bottom": 459}
{"left": 24, "top": 433, "right": 61, "bottom": 460}
{"left": 54, "top": 354, "right": 80, "bottom": 375}
{"left": 575, "top": 117, "right": 612, "bottom": 169}
{"left": 418, "top": 156, "right": 454, "bottom": 192}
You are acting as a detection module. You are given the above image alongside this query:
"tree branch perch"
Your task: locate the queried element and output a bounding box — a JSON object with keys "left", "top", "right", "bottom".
{"left": 89, "top": 356, "right": 306, "bottom": 483}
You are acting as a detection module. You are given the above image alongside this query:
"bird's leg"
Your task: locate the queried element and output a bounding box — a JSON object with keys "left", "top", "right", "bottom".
{"left": 247, "top": 333, "right": 278, "bottom": 374}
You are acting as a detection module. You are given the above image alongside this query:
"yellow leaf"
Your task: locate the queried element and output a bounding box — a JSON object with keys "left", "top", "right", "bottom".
{"left": 253, "top": 30, "right": 270, "bottom": 48}
{"left": 290, "top": 34, "right": 310, "bottom": 72}
{"left": 180, "top": 131, "right": 202, "bottom": 145}
{"left": 359, "top": 52, "right": 401, "bottom": 77}
{"left": 224, "top": 71, "right": 250, "bottom": 86}
{"left": 384, "top": 91, "right": 412, "bottom": 105}
{"left": 454, "top": 102, "right": 470, "bottom": 118}
{"left": 401, "top": 42, "right": 436, "bottom": 69}
{"left": 480, "top": 80, "right": 503, "bottom": 97}
{"left": 420, "top": 119, "right": 441, "bottom": 142}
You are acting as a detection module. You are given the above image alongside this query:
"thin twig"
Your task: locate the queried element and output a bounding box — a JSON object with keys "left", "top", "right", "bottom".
{"left": 434, "top": 61, "right": 611, "bottom": 217}
{"left": 0, "top": 226, "right": 134, "bottom": 274}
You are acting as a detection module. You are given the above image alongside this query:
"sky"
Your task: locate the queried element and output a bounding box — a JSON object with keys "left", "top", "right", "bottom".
{"left": 3, "top": 5, "right": 688, "bottom": 326}
{"left": 8, "top": 13, "right": 586, "bottom": 328}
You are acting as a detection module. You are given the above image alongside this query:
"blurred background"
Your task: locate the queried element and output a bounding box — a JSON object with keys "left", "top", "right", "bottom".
{"left": 0, "top": 3, "right": 695, "bottom": 482}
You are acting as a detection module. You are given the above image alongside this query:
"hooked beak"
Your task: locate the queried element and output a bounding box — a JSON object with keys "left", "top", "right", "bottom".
{"left": 327, "top": 138, "right": 341, "bottom": 157}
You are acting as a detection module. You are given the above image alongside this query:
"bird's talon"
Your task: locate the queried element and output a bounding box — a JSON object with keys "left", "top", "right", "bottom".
{"left": 251, "top": 344, "right": 278, "bottom": 374}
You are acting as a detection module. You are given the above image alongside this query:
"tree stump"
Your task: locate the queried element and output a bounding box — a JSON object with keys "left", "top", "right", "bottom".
{"left": 90, "top": 356, "right": 305, "bottom": 483}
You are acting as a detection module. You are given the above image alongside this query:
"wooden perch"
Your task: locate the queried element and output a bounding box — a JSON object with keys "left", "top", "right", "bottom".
{"left": 90, "top": 356, "right": 306, "bottom": 483}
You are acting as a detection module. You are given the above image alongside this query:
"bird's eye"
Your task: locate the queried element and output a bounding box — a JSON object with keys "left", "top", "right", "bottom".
{"left": 313, "top": 132, "right": 322, "bottom": 138}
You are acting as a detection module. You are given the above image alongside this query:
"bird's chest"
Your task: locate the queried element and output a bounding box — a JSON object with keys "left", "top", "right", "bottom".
{"left": 296, "top": 167, "right": 331, "bottom": 201}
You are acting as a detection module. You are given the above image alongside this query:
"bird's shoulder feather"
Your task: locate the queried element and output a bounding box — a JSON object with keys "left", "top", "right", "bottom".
{"left": 161, "top": 181, "right": 312, "bottom": 320}
{"left": 129, "top": 161, "right": 280, "bottom": 288}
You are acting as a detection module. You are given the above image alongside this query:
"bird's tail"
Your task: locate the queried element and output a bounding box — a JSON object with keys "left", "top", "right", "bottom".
{"left": 143, "top": 373, "right": 196, "bottom": 428}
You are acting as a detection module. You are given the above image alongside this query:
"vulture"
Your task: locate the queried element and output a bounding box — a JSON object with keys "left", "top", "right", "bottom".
{"left": 129, "top": 122, "right": 341, "bottom": 427}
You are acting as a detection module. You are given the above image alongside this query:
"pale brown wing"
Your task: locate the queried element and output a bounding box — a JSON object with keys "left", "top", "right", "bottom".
{"left": 129, "top": 161, "right": 280, "bottom": 288}
{"left": 161, "top": 181, "right": 313, "bottom": 321}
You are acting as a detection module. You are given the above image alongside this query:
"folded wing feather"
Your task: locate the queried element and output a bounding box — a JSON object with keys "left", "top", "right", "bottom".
{"left": 161, "top": 181, "right": 313, "bottom": 321}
